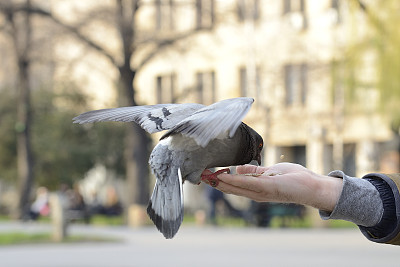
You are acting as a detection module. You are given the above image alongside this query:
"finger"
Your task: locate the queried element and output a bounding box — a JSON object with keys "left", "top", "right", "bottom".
{"left": 236, "top": 165, "right": 268, "bottom": 175}
{"left": 236, "top": 165, "right": 258, "bottom": 174}
{"left": 217, "top": 173, "right": 263, "bottom": 192}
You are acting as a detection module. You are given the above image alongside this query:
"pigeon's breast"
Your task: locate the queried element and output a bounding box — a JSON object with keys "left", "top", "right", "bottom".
{"left": 166, "top": 134, "right": 203, "bottom": 152}
{"left": 153, "top": 132, "right": 242, "bottom": 184}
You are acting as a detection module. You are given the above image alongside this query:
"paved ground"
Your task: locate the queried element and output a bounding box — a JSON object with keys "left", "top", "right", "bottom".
{"left": 0, "top": 222, "right": 398, "bottom": 267}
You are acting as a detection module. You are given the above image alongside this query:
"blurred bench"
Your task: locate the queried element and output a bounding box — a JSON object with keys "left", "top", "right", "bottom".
{"left": 65, "top": 209, "right": 91, "bottom": 224}
{"left": 49, "top": 193, "right": 91, "bottom": 241}
{"left": 248, "top": 202, "right": 305, "bottom": 227}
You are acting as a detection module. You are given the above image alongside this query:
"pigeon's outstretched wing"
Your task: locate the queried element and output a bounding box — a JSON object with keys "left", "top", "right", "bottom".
{"left": 72, "top": 103, "right": 204, "bottom": 134}
{"left": 161, "top": 97, "right": 254, "bottom": 147}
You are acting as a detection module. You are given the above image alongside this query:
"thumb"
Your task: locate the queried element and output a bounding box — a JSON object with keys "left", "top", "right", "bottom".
{"left": 236, "top": 164, "right": 265, "bottom": 174}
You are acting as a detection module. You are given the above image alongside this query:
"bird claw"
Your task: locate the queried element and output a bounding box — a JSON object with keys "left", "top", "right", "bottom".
{"left": 201, "top": 168, "right": 230, "bottom": 187}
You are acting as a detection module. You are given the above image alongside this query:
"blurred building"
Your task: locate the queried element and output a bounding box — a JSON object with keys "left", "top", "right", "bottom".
{"left": 133, "top": 0, "right": 396, "bottom": 177}
{"left": 1, "top": 0, "right": 397, "bottom": 179}
{"left": 1, "top": 0, "right": 398, "bottom": 223}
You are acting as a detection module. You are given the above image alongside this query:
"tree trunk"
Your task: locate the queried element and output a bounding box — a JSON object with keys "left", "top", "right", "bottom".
{"left": 125, "top": 124, "right": 151, "bottom": 205}
{"left": 119, "top": 65, "right": 151, "bottom": 206}
{"left": 16, "top": 57, "right": 34, "bottom": 219}
{"left": 7, "top": 0, "right": 35, "bottom": 219}
{"left": 15, "top": 57, "right": 34, "bottom": 219}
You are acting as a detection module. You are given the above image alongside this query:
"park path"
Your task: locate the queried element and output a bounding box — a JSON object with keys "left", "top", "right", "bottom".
{"left": 0, "top": 222, "right": 398, "bottom": 267}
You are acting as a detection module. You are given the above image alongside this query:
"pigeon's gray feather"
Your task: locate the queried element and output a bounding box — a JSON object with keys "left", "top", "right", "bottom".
{"left": 73, "top": 103, "right": 204, "bottom": 134}
{"left": 147, "top": 139, "right": 184, "bottom": 239}
{"left": 161, "top": 97, "right": 254, "bottom": 147}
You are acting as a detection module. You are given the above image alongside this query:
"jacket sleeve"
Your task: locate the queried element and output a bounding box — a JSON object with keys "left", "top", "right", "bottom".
{"left": 359, "top": 173, "right": 400, "bottom": 245}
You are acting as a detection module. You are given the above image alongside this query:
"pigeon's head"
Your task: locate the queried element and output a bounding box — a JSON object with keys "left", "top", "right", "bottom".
{"left": 241, "top": 123, "right": 263, "bottom": 165}
{"left": 253, "top": 130, "right": 263, "bottom": 165}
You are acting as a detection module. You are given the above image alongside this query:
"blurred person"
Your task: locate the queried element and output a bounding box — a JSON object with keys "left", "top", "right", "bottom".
{"left": 205, "top": 185, "right": 243, "bottom": 225}
{"left": 99, "top": 186, "right": 123, "bottom": 216}
{"left": 67, "top": 183, "right": 85, "bottom": 211}
{"left": 205, "top": 163, "right": 400, "bottom": 245}
{"left": 67, "top": 183, "right": 90, "bottom": 223}
{"left": 29, "top": 187, "right": 49, "bottom": 220}
{"left": 56, "top": 183, "right": 71, "bottom": 209}
{"left": 87, "top": 190, "right": 102, "bottom": 215}
{"left": 246, "top": 201, "right": 305, "bottom": 228}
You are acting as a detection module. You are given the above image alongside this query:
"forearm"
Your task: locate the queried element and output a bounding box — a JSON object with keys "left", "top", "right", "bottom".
{"left": 214, "top": 163, "right": 400, "bottom": 245}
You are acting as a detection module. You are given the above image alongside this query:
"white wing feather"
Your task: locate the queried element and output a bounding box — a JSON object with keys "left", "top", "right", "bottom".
{"left": 161, "top": 97, "right": 254, "bottom": 147}
{"left": 73, "top": 103, "right": 204, "bottom": 134}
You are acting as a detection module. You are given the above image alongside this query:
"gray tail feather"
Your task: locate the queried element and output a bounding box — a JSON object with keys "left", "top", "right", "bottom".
{"left": 147, "top": 168, "right": 184, "bottom": 239}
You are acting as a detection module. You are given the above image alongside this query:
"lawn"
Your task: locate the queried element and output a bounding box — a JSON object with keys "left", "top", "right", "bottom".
{"left": 0, "top": 232, "right": 119, "bottom": 246}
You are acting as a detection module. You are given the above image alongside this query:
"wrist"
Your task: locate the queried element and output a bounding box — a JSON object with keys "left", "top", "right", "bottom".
{"left": 319, "top": 172, "right": 383, "bottom": 227}
{"left": 307, "top": 173, "right": 343, "bottom": 212}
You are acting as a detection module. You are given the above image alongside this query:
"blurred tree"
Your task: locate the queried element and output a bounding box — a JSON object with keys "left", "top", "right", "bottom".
{"left": 0, "top": 0, "right": 35, "bottom": 218}
{"left": 0, "top": 89, "right": 18, "bottom": 184}
{"left": 7, "top": 1, "right": 210, "bottom": 209}
{"left": 0, "top": 86, "right": 125, "bottom": 191}
{"left": 32, "top": 87, "right": 126, "bottom": 189}
{"left": 346, "top": 0, "right": 400, "bottom": 126}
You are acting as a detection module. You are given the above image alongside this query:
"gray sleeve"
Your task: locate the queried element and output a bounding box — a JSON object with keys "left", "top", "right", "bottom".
{"left": 319, "top": 170, "right": 384, "bottom": 227}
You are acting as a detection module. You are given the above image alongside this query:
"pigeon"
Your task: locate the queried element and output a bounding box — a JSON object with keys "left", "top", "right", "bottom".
{"left": 73, "top": 97, "right": 263, "bottom": 239}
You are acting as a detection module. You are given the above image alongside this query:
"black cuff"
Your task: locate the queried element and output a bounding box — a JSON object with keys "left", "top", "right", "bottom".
{"left": 359, "top": 177, "right": 397, "bottom": 240}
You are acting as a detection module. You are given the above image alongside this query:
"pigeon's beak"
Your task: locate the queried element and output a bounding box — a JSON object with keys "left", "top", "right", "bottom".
{"left": 256, "top": 154, "right": 262, "bottom": 166}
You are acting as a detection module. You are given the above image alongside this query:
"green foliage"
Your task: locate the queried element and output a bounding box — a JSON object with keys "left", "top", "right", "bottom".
{"left": 328, "top": 219, "right": 357, "bottom": 229}
{"left": 372, "top": 1, "right": 400, "bottom": 122}
{"left": 32, "top": 89, "right": 93, "bottom": 188}
{"left": 0, "top": 84, "right": 125, "bottom": 190}
{"left": 89, "top": 215, "right": 124, "bottom": 226}
{"left": 86, "top": 122, "right": 126, "bottom": 178}
{"left": 32, "top": 87, "right": 126, "bottom": 189}
{"left": 0, "top": 232, "right": 118, "bottom": 245}
{"left": 345, "top": 0, "right": 400, "bottom": 124}
{"left": 0, "top": 232, "right": 51, "bottom": 245}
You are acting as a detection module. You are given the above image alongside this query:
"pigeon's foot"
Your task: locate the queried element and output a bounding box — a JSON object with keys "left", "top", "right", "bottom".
{"left": 201, "top": 168, "right": 230, "bottom": 187}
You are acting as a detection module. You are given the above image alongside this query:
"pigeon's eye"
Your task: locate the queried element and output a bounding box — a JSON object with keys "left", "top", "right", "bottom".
{"left": 259, "top": 143, "right": 263, "bottom": 148}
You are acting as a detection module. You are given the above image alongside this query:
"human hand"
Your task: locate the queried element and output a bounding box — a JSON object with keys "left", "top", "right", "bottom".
{"left": 206, "top": 163, "right": 343, "bottom": 212}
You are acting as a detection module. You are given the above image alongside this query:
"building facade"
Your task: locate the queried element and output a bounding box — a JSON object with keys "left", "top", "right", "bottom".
{"left": 2, "top": 0, "right": 393, "bottom": 177}
{"left": 135, "top": 0, "right": 395, "bottom": 177}
{"left": 1, "top": 0, "right": 397, "bottom": 220}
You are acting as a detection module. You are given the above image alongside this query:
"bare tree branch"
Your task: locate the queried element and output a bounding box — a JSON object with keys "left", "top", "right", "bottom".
{"left": 136, "top": 28, "right": 204, "bottom": 71}
{"left": 0, "top": 19, "right": 8, "bottom": 33}
{"left": 74, "top": 7, "right": 115, "bottom": 27}
{"left": 0, "top": 3, "right": 118, "bottom": 66}
{"left": 117, "top": 0, "right": 134, "bottom": 59}
{"left": 353, "top": 0, "right": 386, "bottom": 35}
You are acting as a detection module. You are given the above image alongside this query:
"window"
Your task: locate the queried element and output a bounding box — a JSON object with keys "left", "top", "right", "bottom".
{"left": 279, "top": 145, "right": 306, "bottom": 166}
{"left": 196, "top": 0, "right": 215, "bottom": 29}
{"left": 155, "top": 0, "right": 174, "bottom": 31}
{"left": 156, "top": 73, "right": 176, "bottom": 103}
{"left": 330, "top": 0, "right": 342, "bottom": 24}
{"left": 324, "top": 142, "right": 355, "bottom": 175}
{"left": 331, "top": 60, "right": 345, "bottom": 108}
{"left": 237, "top": 0, "right": 260, "bottom": 22}
{"left": 283, "top": 0, "right": 307, "bottom": 30}
{"left": 331, "top": 0, "right": 339, "bottom": 10}
{"left": 240, "top": 67, "right": 247, "bottom": 96}
{"left": 283, "top": 0, "right": 305, "bottom": 14}
{"left": 196, "top": 71, "right": 215, "bottom": 105}
{"left": 343, "top": 143, "right": 356, "bottom": 176}
{"left": 284, "top": 63, "right": 307, "bottom": 106}
{"left": 239, "top": 66, "right": 261, "bottom": 99}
